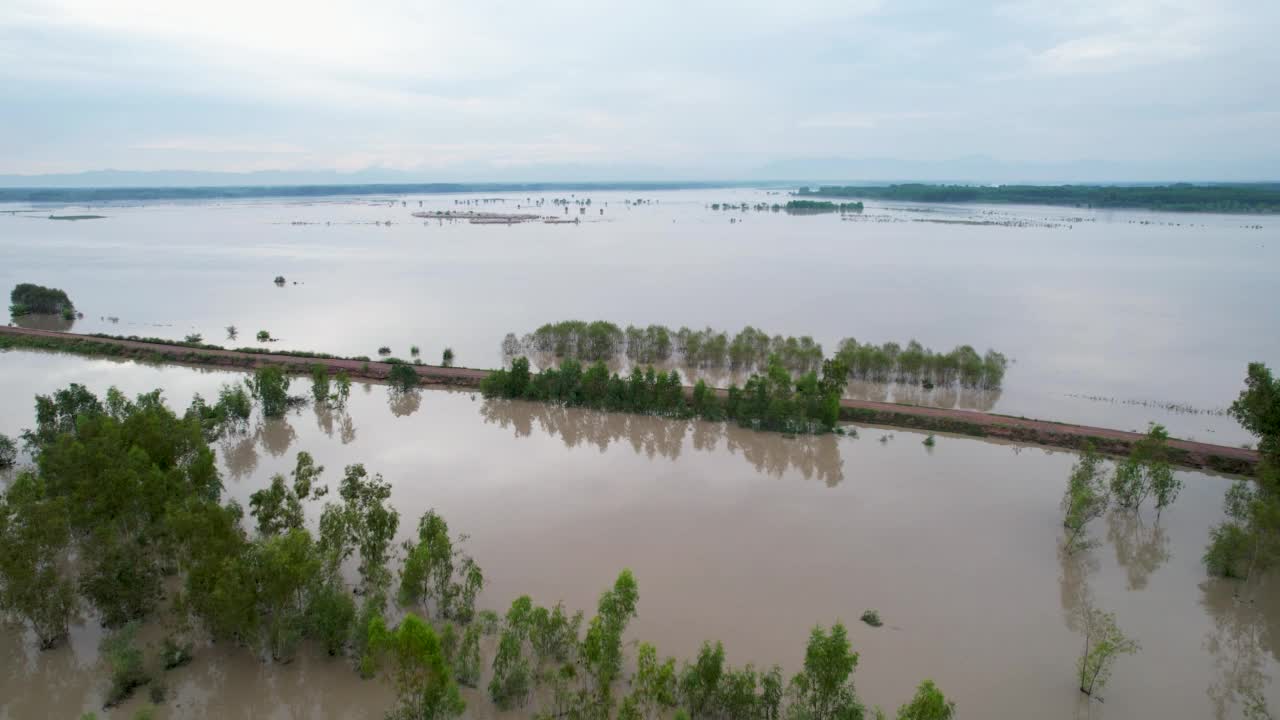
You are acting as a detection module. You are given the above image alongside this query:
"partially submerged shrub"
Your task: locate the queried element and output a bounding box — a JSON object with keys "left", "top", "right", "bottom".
{"left": 101, "top": 623, "right": 150, "bottom": 707}
{"left": 860, "top": 610, "right": 882, "bottom": 627}
{"left": 388, "top": 363, "right": 418, "bottom": 392}
{"left": 10, "top": 282, "right": 74, "bottom": 317}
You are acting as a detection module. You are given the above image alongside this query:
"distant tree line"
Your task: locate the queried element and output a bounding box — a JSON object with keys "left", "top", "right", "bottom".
{"left": 794, "top": 183, "right": 1280, "bottom": 213}
{"left": 707, "top": 200, "right": 864, "bottom": 213}
{"left": 506, "top": 322, "right": 1009, "bottom": 389}
{"left": 783, "top": 200, "right": 864, "bottom": 214}
{"left": 0, "top": 381, "right": 955, "bottom": 719}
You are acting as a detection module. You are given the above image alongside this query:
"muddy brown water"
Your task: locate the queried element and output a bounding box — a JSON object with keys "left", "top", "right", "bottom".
{"left": 2, "top": 190, "right": 1277, "bottom": 446}
{"left": 0, "top": 350, "right": 1276, "bottom": 719}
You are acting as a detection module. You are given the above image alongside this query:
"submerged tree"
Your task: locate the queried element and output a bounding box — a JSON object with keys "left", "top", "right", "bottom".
{"left": 895, "top": 680, "right": 955, "bottom": 720}
{"left": 246, "top": 365, "right": 293, "bottom": 418}
{"left": 1063, "top": 444, "right": 1110, "bottom": 552}
{"left": 388, "top": 363, "right": 419, "bottom": 392}
{"left": 786, "top": 623, "right": 863, "bottom": 720}
{"left": 1077, "top": 607, "right": 1139, "bottom": 698}
{"left": 311, "top": 365, "right": 331, "bottom": 406}
{"left": 1205, "top": 363, "right": 1280, "bottom": 583}
{"left": 367, "top": 613, "right": 466, "bottom": 720}
{"left": 1110, "top": 424, "right": 1179, "bottom": 515}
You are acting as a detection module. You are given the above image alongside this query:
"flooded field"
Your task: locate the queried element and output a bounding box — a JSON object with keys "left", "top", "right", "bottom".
{"left": 2, "top": 189, "right": 1278, "bottom": 445}
{"left": 1, "top": 350, "right": 1275, "bottom": 719}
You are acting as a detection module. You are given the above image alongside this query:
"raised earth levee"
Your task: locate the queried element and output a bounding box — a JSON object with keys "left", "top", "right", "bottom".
{"left": 0, "top": 325, "right": 1259, "bottom": 475}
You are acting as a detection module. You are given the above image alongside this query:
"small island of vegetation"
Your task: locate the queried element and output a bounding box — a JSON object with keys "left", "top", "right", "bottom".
{"left": 9, "top": 283, "right": 75, "bottom": 319}
{"left": 795, "top": 183, "right": 1280, "bottom": 213}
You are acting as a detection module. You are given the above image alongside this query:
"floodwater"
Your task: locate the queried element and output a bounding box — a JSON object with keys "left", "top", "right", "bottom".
{"left": 0, "top": 350, "right": 1276, "bottom": 719}
{"left": 2, "top": 189, "right": 1278, "bottom": 445}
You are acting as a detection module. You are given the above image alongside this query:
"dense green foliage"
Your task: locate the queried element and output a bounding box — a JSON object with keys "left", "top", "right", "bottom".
{"left": 482, "top": 355, "right": 849, "bottom": 435}
{"left": 366, "top": 613, "right": 466, "bottom": 720}
{"left": 0, "top": 433, "right": 15, "bottom": 468}
{"left": 796, "top": 183, "right": 1280, "bottom": 213}
{"left": 834, "top": 339, "right": 1007, "bottom": 389}
{"left": 10, "top": 282, "right": 74, "bottom": 317}
{"left": 1231, "top": 363, "right": 1280, "bottom": 459}
{"left": 1205, "top": 363, "right": 1280, "bottom": 581}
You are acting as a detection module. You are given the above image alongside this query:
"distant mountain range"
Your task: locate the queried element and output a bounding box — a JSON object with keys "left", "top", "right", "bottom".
{"left": 1, "top": 155, "right": 1275, "bottom": 189}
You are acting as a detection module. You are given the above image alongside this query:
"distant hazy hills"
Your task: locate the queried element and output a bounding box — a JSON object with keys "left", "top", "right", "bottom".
{"left": 1, "top": 155, "right": 1275, "bottom": 188}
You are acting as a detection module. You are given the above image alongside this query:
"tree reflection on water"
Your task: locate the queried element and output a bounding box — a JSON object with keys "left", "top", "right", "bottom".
{"left": 478, "top": 398, "right": 846, "bottom": 487}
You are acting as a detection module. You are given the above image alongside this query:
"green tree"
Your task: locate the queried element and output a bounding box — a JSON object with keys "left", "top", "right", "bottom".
{"left": 786, "top": 623, "right": 864, "bottom": 720}
{"left": 1063, "top": 444, "right": 1110, "bottom": 552}
{"left": 333, "top": 370, "right": 353, "bottom": 408}
{"left": 0, "top": 432, "right": 16, "bottom": 468}
{"left": 489, "top": 596, "right": 535, "bottom": 709}
{"left": 311, "top": 365, "right": 331, "bottom": 406}
{"left": 251, "top": 528, "right": 321, "bottom": 661}
{"left": 329, "top": 464, "right": 400, "bottom": 595}
{"left": 630, "top": 642, "right": 677, "bottom": 719}
{"left": 1231, "top": 363, "right": 1280, "bottom": 458}
{"left": 246, "top": 365, "right": 293, "bottom": 418}
{"left": 530, "top": 601, "right": 582, "bottom": 667}
{"left": 442, "top": 348, "right": 455, "bottom": 367}
{"left": 306, "top": 581, "right": 356, "bottom": 656}
{"left": 389, "top": 363, "right": 419, "bottom": 392}
{"left": 399, "top": 509, "right": 455, "bottom": 616}
{"left": 454, "top": 623, "right": 482, "bottom": 687}
{"left": 895, "top": 680, "right": 955, "bottom": 720}
{"left": 369, "top": 613, "right": 466, "bottom": 720}
{"left": 1205, "top": 363, "right": 1280, "bottom": 582}
{"left": 1077, "top": 607, "right": 1139, "bottom": 697}
{"left": 249, "top": 452, "right": 326, "bottom": 537}
{"left": 1111, "top": 424, "right": 1178, "bottom": 513}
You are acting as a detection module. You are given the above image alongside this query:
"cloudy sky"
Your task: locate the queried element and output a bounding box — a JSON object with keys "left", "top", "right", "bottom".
{"left": 2, "top": 0, "right": 1277, "bottom": 180}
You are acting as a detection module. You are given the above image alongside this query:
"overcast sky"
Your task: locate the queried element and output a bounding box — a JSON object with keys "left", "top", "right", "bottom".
{"left": 2, "top": 0, "right": 1277, "bottom": 180}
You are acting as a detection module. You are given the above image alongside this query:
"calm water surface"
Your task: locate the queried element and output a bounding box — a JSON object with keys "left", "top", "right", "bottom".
{"left": 3, "top": 190, "right": 1278, "bottom": 444}
{"left": 0, "top": 350, "right": 1275, "bottom": 719}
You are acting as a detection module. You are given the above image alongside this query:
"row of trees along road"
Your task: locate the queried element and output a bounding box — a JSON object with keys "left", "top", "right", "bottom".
{"left": 506, "top": 321, "right": 1009, "bottom": 389}
{"left": 0, "top": 381, "right": 956, "bottom": 719}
